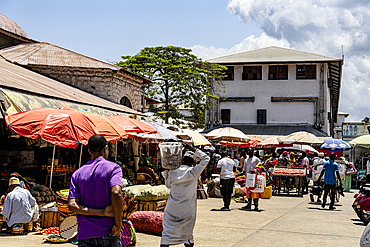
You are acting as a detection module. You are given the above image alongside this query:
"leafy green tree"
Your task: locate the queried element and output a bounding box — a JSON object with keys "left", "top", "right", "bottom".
{"left": 117, "top": 46, "right": 226, "bottom": 128}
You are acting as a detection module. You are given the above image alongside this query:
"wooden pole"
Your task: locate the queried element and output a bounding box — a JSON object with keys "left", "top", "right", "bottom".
{"left": 49, "top": 145, "right": 56, "bottom": 188}
{"left": 78, "top": 144, "right": 83, "bottom": 168}
{"left": 115, "top": 141, "right": 118, "bottom": 162}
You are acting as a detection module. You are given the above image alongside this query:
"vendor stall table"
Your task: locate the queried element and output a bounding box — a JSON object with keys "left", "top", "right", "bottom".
{"left": 272, "top": 167, "right": 306, "bottom": 196}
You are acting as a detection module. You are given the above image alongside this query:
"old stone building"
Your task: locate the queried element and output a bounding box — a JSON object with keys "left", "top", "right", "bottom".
{"left": 0, "top": 14, "right": 35, "bottom": 49}
{"left": 0, "top": 14, "right": 148, "bottom": 113}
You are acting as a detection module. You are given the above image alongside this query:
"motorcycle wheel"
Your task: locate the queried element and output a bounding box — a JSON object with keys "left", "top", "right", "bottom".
{"left": 358, "top": 211, "right": 370, "bottom": 225}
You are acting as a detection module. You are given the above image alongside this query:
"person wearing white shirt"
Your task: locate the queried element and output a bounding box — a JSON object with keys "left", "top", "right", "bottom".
{"left": 216, "top": 152, "right": 236, "bottom": 211}
{"left": 238, "top": 148, "right": 261, "bottom": 210}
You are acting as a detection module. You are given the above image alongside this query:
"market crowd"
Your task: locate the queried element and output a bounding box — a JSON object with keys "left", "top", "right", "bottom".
{"left": 0, "top": 135, "right": 359, "bottom": 247}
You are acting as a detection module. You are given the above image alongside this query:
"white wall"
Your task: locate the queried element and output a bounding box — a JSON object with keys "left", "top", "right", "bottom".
{"left": 219, "top": 64, "right": 324, "bottom": 126}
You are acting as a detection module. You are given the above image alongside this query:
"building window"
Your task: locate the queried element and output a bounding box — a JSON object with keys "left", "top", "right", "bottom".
{"left": 221, "top": 109, "right": 230, "bottom": 124}
{"left": 242, "top": 66, "right": 262, "bottom": 80}
{"left": 296, "top": 65, "right": 316, "bottom": 79}
{"left": 269, "top": 65, "right": 288, "bottom": 80}
{"left": 223, "top": 66, "right": 234, "bottom": 80}
{"left": 120, "top": 96, "right": 132, "bottom": 108}
{"left": 257, "top": 109, "right": 267, "bottom": 124}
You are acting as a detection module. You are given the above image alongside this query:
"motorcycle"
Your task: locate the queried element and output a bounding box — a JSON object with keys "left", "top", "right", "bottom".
{"left": 353, "top": 184, "right": 370, "bottom": 224}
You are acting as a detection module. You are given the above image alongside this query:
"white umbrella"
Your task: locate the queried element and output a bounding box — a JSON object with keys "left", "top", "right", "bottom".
{"left": 205, "top": 127, "right": 249, "bottom": 142}
{"left": 280, "top": 131, "right": 324, "bottom": 145}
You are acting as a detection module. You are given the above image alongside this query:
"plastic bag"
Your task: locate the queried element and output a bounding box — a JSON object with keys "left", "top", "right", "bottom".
{"left": 158, "top": 142, "right": 183, "bottom": 170}
{"left": 123, "top": 185, "right": 152, "bottom": 197}
{"left": 252, "top": 175, "right": 266, "bottom": 193}
{"left": 136, "top": 185, "right": 170, "bottom": 202}
{"left": 246, "top": 173, "right": 257, "bottom": 189}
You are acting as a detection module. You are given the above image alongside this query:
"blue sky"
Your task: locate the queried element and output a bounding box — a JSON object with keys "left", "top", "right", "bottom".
{"left": 1, "top": 0, "right": 260, "bottom": 63}
{"left": 1, "top": 0, "right": 370, "bottom": 122}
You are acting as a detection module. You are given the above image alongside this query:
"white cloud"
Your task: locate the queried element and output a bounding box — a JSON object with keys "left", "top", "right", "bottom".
{"left": 191, "top": 33, "right": 290, "bottom": 59}
{"left": 190, "top": 0, "right": 370, "bottom": 121}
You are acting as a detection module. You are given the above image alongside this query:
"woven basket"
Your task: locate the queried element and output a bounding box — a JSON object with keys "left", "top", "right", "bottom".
{"left": 59, "top": 216, "right": 78, "bottom": 239}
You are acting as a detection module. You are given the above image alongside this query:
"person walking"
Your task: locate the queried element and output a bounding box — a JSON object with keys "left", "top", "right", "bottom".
{"left": 317, "top": 152, "right": 342, "bottom": 210}
{"left": 238, "top": 148, "right": 261, "bottom": 211}
{"left": 216, "top": 152, "right": 236, "bottom": 211}
{"left": 68, "top": 134, "right": 123, "bottom": 247}
{"left": 301, "top": 152, "right": 310, "bottom": 194}
{"left": 160, "top": 143, "right": 210, "bottom": 247}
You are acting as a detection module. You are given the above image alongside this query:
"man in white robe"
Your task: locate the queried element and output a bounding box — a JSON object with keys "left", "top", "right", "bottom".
{"left": 160, "top": 143, "right": 210, "bottom": 247}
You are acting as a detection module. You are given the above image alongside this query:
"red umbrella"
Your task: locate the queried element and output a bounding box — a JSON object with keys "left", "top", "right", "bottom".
{"left": 107, "top": 116, "right": 157, "bottom": 135}
{"left": 5, "top": 107, "right": 97, "bottom": 148}
{"left": 81, "top": 112, "right": 128, "bottom": 143}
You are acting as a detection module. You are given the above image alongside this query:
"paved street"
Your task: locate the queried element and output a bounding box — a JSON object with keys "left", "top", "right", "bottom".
{"left": 0, "top": 190, "right": 365, "bottom": 247}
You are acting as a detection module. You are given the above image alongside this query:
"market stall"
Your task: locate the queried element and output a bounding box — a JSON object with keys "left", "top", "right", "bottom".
{"left": 272, "top": 167, "right": 306, "bottom": 196}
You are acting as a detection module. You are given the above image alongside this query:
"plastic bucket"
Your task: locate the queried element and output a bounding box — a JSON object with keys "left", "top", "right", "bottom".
{"left": 158, "top": 142, "right": 183, "bottom": 170}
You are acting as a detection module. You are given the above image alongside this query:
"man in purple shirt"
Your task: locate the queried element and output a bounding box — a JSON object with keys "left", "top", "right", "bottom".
{"left": 68, "top": 135, "right": 123, "bottom": 247}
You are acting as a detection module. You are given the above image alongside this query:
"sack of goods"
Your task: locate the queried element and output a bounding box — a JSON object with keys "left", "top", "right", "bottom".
{"left": 127, "top": 211, "right": 163, "bottom": 235}
{"left": 158, "top": 142, "right": 183, "bottom": 170}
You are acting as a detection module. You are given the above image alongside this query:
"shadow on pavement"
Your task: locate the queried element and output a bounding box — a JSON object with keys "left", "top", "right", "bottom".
{"left": 306, "top": 207, "right": 343, "bottom": 211}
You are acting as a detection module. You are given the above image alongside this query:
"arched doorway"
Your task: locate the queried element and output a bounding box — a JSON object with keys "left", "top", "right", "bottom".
{"left": 120, "top": 96, "right": 132, "bottom": 109}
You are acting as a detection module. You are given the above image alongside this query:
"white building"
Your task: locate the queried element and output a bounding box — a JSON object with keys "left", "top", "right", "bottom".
{"left": 205, "top": 46, "right": 343, "bottom": 137}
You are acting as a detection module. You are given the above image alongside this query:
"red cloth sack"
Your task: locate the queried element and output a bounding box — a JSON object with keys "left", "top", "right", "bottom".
{"left": 127, "top": 211, "right": 163, "bottom": 235}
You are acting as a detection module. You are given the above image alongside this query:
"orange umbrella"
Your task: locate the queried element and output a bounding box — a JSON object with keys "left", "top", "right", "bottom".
{"left": 5, "top": 107, "right": 97, "bottom": 148}
{"left": 81, "top": 112, "right": 128, "bottom": 143}
{"left": 107, "top": 116, "right": 157, "bottom": 135}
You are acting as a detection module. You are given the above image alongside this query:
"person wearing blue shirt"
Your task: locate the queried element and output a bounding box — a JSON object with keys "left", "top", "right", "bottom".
{"left": 317, "top": 152, "right": 342, "bottom": 210}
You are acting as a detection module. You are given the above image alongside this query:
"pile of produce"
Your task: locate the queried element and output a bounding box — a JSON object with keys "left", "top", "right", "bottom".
{"left": 31, "top": 185, "right": 57, "bottom": 204}
{"left": 127, "top": 211, "right": 163, "bottom": 235}
{"left": 273, "top": 168, "right": 305, "bottom": 177}
{"left": 41, "top": 227, "right": 59, "bottom": 235}
{"left": 122, "top": 193, "right": 137, "bottom": 219}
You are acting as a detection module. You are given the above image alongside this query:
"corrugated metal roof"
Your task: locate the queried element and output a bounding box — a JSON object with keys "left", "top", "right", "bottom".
{"left": 1, "top": 88, "right": 132, "bottom": 117}
{"left": 0, "top": 57, "right": 141, "bottom": 116}
{"left": 0, "top": 42, "right": 120, "bottom": 70}
{"left": 0, "top": 14, "right": 28, "bottom": 38}
{"left": 207, "top": 46, "right": 342, "bottom": 64}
